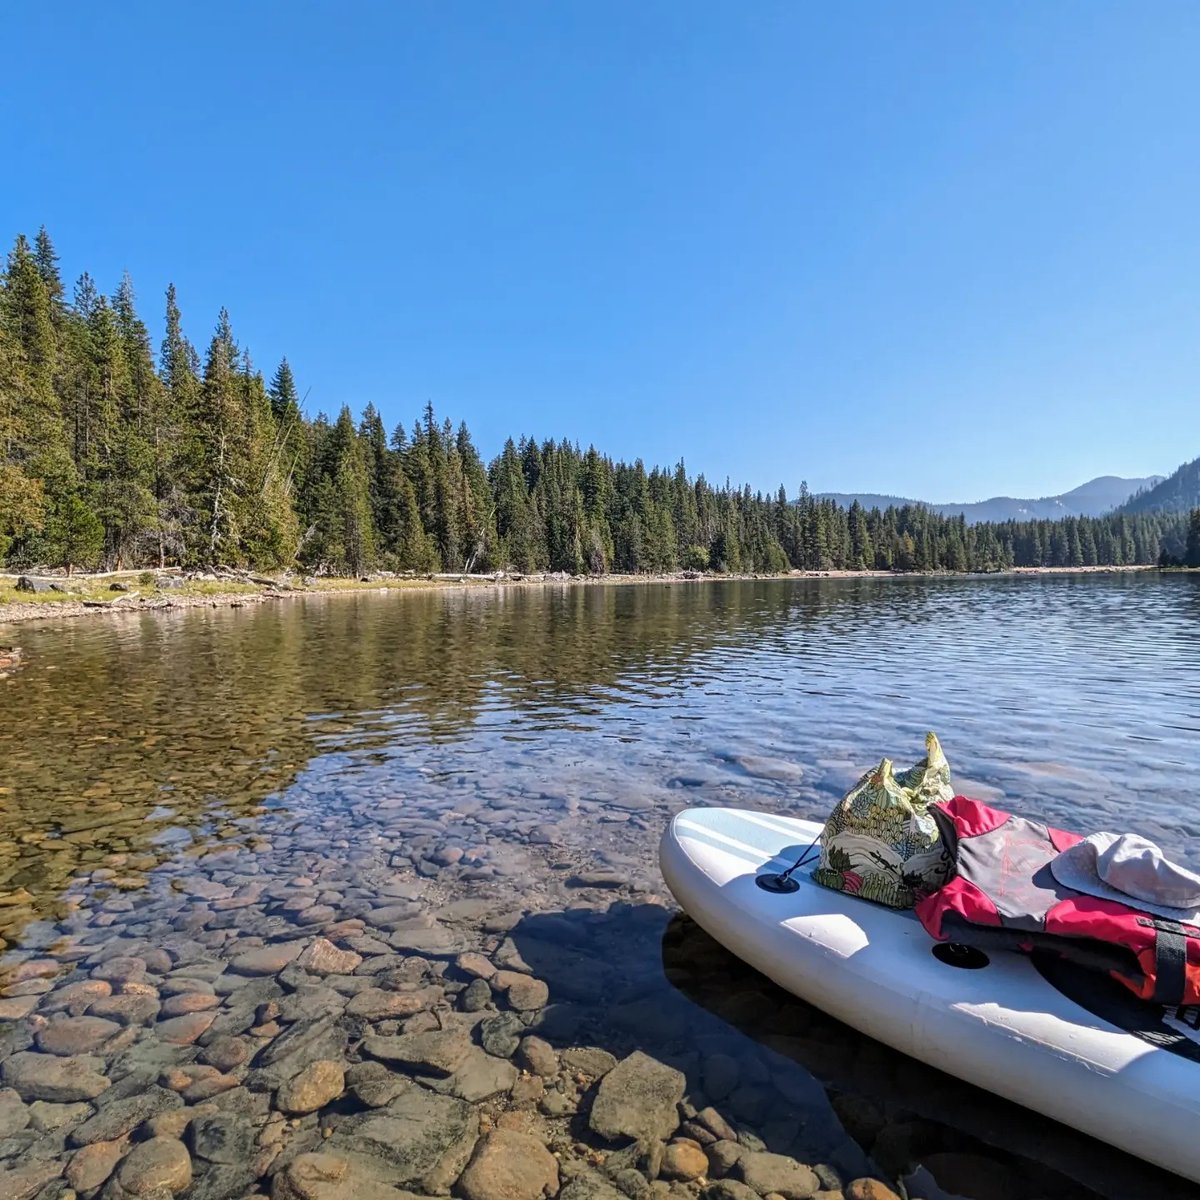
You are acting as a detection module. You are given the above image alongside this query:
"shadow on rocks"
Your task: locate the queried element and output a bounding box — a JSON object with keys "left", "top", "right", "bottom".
{"left": 508, "top": 901, "right": 1195, "bottom": 1200}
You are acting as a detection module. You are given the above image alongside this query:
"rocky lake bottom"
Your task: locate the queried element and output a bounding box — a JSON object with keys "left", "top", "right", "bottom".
{"left": 1, "top": 576, "right": 1199, "bottom": 1200}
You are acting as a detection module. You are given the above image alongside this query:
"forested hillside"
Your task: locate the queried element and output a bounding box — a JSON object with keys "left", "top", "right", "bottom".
{"left": 1118, "top": 457, "right": 1200, "bottom": 516}
{"left": 0, "top": 230, "right": 1192, "bottom": 575}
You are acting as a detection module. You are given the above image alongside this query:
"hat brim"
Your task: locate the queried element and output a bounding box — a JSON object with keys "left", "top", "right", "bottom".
{"left": 1050, "top": 849, "right": 1200, "bottom": 926}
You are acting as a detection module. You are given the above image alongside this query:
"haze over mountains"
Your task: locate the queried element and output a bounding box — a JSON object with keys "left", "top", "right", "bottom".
{"left": 818, "top": 475, "right": 1164, "bottom": 525}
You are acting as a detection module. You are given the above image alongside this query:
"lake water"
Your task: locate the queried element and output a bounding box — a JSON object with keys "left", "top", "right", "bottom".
{"left": 1, "top": 574, "right": 1198, "bottom": 1200}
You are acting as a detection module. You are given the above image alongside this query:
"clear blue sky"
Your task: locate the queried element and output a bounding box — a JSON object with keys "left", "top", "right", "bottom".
{"left": 4, "top": 2, "right": 1198, "bottom": 500}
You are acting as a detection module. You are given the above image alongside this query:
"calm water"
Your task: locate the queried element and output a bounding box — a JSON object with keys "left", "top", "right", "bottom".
{"left": 2, "top": 574, "right": 1199, "bottom": 1199}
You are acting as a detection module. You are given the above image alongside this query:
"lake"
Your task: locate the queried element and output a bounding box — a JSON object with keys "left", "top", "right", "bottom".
{"left": 1, "top": 574, "right": 1198, "bottom": 1200}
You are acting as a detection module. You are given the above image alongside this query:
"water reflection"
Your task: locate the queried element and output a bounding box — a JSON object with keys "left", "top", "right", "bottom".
{"left": 1, "top": 574, "right": 1198, "bottom": 945}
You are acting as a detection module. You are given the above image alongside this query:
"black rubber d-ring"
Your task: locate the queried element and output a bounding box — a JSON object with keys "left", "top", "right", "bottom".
{"left": 933, "top": 942, "right": 989, "bottom": 969}
{"left": 756, "top": 872, "right": 800, "bottom": 894}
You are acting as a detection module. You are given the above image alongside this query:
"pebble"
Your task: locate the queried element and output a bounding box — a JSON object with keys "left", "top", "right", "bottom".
{"left": 160, "top": 991, "right": 220, "bottom": 1017}
{"left": 362, "top": 1028, "right": 472, "bottom": 1076}
{"left": 276, "top": 1060, "right": 345, "bottom": 1115}
{"left": 297, "top": 938, "right": 363, "bottom": 976}
{"left": 738, "top": 1151, "right": 820, "bottom": 1200}
{"left": 65, "top": 1137, "right": 128, "bottom": 1191}
{"left": 0, "top": 1160, "right": 62, "bottom": 1200}
{"left": 35, "top": 1015, "right": 122, "bottom": 1056}
{"left": 70, "top": 1086, "right": 181, "bottom": 1145}
{"left": 230, "top": 943, "right": 306, "bottom": 976}
{"left": 2, "top": 1052, "right": 110, "bottom": 1102}
{"left": 457, "top": 1128, "right": 559, "bottom": 1200}
{"left": 189, "top": 1112, "right": 258, "bottom": 1163}
{"left": 92, "top": 956, "right": 147, "bottom": 984}
{"left": 157, "top": 1010, "right": 217, "bottom": 1044}
{"left": 662, "top": 1140, "right": 708, "bottom": 1181}
{"left": 40, "top": 980, "right": 112, "bottom": 1013}
{"left": 0, "top": 1088, "right": 30, "bottom": 1137}
{"left": 515, "top": 1036, "right": 558, "bottom": 1079}
{"left": 89, "top": 993, "right": 162, "bottom": 1025}
{"left": 461, "top": 978, "right": 493, "bottom": 1012}
{"left": 344, "top": 988, "right": 426, "bottom": 1020}
{"left": 456, "top": 952, "right": 496, "bottom": 980}
{"left": 116, "top": 1135, "right": 193, "bottom": 1195}
{"left": 845, "top": 1183, "right": 902, "bottom": 1200}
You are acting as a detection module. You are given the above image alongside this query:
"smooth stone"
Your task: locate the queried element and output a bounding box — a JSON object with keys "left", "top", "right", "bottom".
{"left": 706, "top": 1142, "right": 742, "bottom": 1179}
{"left": 701, "top": 1182, "right": 759, "bottom": 1200}
{"left": 589, "top": 1051, "right": 686, "bottom": 1143}
{"left": 361, "top": 1028, "right": 471, "bottom": 1076}
{"left": 455, "top": 953, "right": 496, "bottom": 980}
{"left": 188, "top": 1112, "right": 257, "bottom": 1164}
{"left": 426, "top": 1047, "right": 518, "bottom": 1103}
{"left": 35, "top": 1016, "right": 122, "bottom": 1057}
{"left": 89, "top": 994, "right": 162, "bottom": 1025}
{"left": 271, "top": 1151, "right": 428, "bottom": 1200}
{"left": 70, "top": 1086, "right": 181, "bottom": 1145}
{"left": 297, "top": 938, "right": 363, "bottom": 976}
{"left": 561, "top": 1048, "right": 617, "bottom": 1079}
{"left": 157, "top": 1010, "right": 216, "bottom": 1044}
{"left": 277, "top": 1060, "right": 345, "bottom": 1114}
{"left": 457, "top": 1129, "right": 559, "bottom": 1200}
{"left": 92, "top": 957, "right": 147, "bottom": 984}
{"left": 28, "top": 1100, "right": 92, "bottom": 1134}
{"left": 0, "top": 1160, "right": 61, "bottom": 1200}
{"left": 199, "top": 1036, "right": 252, "bottom": 1071}
{"left": 66, "top": 1136, "right": 128, "bottom": 1191}
{"left": 460, "top": 979, "right": 493, "bottom": 1013}
{"left": 117, "top": 1135, "right": 193, "bottom": 1195}
{"left": 160, "top": 992, "right": 220, "bottom": 1017}
{"left": 345, "top": 989, "right": 427, "bottom": 1020}
{"left": 41, "top": 980, "right": 112, "bottom": 1014}
{"left": 479, "top": 1013, "right": 525, "bottom": 1059}
{"left": 662, "top": 1141, "right": 708, "bottom": 1182}
{"left": 0, "top": 1090, "right": 29, "bottom": 1138}
{"left": 325, "top": 1089, "right": 479, "bottom": 1193}
{"left": 738, "top": 1152, "right": 820, "bottom": 1200}
{"left": 229, "top": 942, "right": 306, "bottom": 976}
{"left": 0, "top": 996, "right": 39, "bottom": 1021}
{"left": 559, "top": 1174, "right": 627, "bottom": 1200}
{"left": 2, "top": 1052, "right": 110, "bottom": 1102}
{"left": 845, "top": 1183, "right": 902, "bottom": 1200}
{"left": 515, "top": 1037, "right": 558, "bottom": 1079}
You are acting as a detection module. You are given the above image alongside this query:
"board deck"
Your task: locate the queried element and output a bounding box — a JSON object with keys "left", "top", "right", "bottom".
{"left": 659, "top": 806, "right": 1200, "bottom": 1183}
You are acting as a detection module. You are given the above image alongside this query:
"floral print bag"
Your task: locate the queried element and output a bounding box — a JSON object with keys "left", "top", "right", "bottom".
{"left": 812, "top": 731, "right": 955, "bottom": 908}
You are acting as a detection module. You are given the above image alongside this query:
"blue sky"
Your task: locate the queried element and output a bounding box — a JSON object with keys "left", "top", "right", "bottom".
{"left": 4, "top": 3, "right": 1198, "bottom": 500}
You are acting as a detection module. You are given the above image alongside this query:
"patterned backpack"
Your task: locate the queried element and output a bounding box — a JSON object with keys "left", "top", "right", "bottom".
{"left": 812, "top": 732, "right": 955, "bottom": 908}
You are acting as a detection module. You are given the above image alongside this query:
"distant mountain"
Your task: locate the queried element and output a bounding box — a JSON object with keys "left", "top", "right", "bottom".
{"left": 1117, "top": 457, "right": 1200, "bottom": 515}
{"left": 818, "top": 475, "right": 1164, "bottom": 525}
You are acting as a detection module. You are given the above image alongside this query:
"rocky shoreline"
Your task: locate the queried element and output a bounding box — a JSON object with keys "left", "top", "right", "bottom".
{"left": 0, "top": 564, "right": 1158, "bottom": 628}
{"left": 0, "top": 774, "right": 1182, "bottom": 1200}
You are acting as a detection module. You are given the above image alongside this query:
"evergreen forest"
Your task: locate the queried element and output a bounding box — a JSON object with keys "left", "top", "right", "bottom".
{"left": 2, "top": 230, "right": 1196, "bottom": 576}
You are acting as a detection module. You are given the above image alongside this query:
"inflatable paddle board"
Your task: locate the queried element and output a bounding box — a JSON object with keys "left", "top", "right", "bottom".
{"left": 660, "top": 806, "right": 1200, "bottom": 1183}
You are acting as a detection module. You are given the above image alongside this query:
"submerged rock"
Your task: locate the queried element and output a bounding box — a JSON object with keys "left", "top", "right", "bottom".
{"left": 2, "top": 1052, "right": 110, "bottom": 1103}
{"left": 457, "top": 1128, "right": 559, "bottom": 1200}
{"left": 588, "top": 1051, "right": 685, "bottom": 1143}
{"left": 325, "top": 1089, "right": 478, "bottom": 1193}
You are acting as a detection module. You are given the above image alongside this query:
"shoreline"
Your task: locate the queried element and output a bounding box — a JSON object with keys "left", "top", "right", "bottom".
{"left": 0, "top": 562, "right": 1160, "bottom": 628}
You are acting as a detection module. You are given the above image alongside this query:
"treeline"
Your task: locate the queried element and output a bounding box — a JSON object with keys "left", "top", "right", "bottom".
{"left": 0, "top": 229, "right": 1194, "bottom": 576}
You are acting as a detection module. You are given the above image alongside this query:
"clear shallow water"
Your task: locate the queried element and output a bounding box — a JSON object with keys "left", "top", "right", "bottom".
{"left": 1, "top": 574, "right": 1199, "bottom": 1200}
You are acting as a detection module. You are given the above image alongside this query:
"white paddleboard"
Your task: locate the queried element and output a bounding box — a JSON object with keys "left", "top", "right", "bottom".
{"left": 660, "top": 806, "right": 1200, "bottom": 1184}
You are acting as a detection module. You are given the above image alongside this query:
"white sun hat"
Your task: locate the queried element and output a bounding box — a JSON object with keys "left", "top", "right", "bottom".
{"left": 1050, "top": 831, "right": 1200, "bottom": 925}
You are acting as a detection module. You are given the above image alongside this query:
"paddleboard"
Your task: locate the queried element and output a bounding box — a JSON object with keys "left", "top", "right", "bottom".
{"left": 660, "top": 806, "right": 1200, "bottom": 1183}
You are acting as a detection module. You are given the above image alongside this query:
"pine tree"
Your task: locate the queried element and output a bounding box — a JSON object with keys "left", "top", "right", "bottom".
{"left": 1186, "top": 509, "right": 1200, "bottom": 569}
